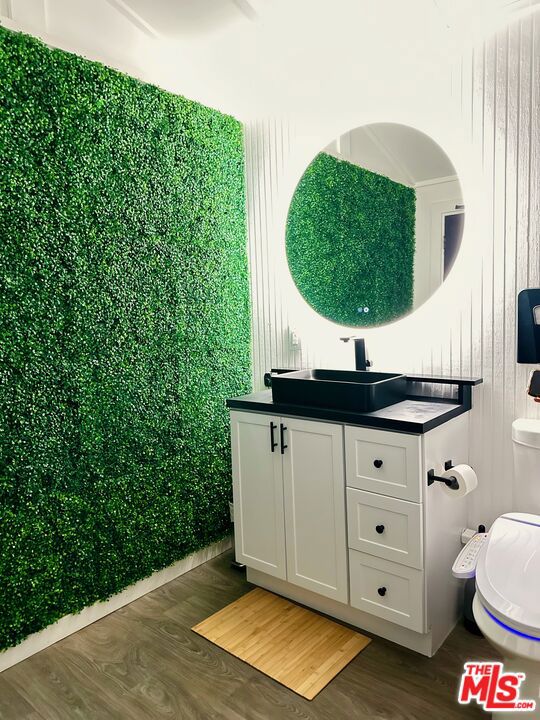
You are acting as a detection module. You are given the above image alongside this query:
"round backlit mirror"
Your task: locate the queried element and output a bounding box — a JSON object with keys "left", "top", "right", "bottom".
{"left": 286, "top": 123, "right": 464, "bottom": 327}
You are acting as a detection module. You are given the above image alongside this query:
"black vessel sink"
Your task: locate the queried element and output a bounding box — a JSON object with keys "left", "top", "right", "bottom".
{"left": 271, "top": 369, "right": 406, "bottom": 413}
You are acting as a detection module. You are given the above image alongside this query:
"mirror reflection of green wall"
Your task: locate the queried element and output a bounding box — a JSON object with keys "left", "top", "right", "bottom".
{"left": 286, "top": 123, "right": 464, "bottom": 328}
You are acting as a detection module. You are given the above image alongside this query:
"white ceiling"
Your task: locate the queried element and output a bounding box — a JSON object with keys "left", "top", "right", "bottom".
{"left": 326, "top": 123, "right": 457, "bottom": 186}
{"left": 2, "top": 0, "right": 460, "bottom": 119}
{"left": 5, "top": 0, "right": 538, "bottom": 121}
{"left": 106, "top": 0, "right": 265, "bottom": 37}
{"left": 106, "top": 0, "right": 538, "bottom": 39}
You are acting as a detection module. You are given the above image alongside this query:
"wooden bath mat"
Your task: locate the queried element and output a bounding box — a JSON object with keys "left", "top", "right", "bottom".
{"left": 192, "top": 587, "right": 371, "bottom": 700}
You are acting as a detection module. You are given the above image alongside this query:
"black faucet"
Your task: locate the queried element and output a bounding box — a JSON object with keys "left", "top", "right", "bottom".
{"left": 340, "top": 336, "right": 372, "bottom": 371}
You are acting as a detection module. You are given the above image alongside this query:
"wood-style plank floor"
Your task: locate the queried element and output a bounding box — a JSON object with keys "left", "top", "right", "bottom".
{"left": 0, "top": 550, "right": 496, "bottom": 719}
{"left": 192, "top": 587, "right": 371, "bottom": 699}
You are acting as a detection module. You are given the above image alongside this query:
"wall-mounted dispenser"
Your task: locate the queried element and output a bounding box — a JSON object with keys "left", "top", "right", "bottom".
{"left": 517, "top": 289, "right": 540, "bottom": 363}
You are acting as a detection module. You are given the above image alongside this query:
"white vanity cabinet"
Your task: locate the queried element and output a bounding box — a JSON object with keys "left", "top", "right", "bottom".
{"left": 230, "top": 411, "right": 348, "bottom": 602}
{"left": 230, "top": 407, "right": 469, "bottom": 656}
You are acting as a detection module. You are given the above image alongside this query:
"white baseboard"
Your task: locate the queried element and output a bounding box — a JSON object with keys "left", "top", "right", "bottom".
{"left": 0, "top": 536, "right": 232, "bottom": 673}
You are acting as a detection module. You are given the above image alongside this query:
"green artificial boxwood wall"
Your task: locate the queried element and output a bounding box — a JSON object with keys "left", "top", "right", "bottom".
{"left": 0, "top": 27, "right": 250, "bottom": 650}
{"left": 286, "top": 152, "right": 416, "bottom": 327}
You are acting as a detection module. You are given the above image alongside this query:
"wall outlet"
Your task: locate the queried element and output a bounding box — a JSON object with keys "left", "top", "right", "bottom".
{"left": 290, "top": 331, "right": 300, "bottom": 347}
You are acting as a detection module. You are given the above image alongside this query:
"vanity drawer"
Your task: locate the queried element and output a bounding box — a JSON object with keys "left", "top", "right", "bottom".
{"left": 347, "top": 488, "right": 423, "bottom": 569}
{"left": 349, "top": 550, "right": 425, "bottom": 632}
{"left": 345, "top": 426, "right": 422, "bottom": 502}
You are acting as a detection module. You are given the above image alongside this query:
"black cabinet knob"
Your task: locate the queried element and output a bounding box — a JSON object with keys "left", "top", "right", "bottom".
{"left": 377, "top": 586, "right": 387, "bottom": 597}
{"left": 373, "top": 459, "right": 383, "bottom": 469}
{"left": 375, "top": 524, "right": 385, "bottom": 534}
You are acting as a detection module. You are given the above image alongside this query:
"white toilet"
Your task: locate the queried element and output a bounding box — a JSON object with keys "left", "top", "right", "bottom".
{"left": 472, "top": 419, "right": 540, "bottom": 717}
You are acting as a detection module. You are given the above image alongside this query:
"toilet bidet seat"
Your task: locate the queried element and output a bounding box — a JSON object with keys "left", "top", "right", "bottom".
{"left": 475, "top": 513, "right": 540, "bottom": 640}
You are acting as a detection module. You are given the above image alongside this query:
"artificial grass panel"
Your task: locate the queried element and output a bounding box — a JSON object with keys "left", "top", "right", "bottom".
{"left": 0, "top": 26, "right": 250, "bottom": 650}
{"left": 286, "top": 152, "right": 416, "bottom": 327}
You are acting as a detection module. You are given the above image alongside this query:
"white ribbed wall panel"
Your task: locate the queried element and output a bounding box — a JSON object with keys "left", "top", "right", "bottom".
{"left": 245, "top": 13, "right": 540, "bottom": 529}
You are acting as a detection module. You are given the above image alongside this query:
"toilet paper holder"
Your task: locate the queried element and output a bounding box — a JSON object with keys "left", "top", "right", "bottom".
{"left": 427, "top": 460, "right": 460, "bottom": 490}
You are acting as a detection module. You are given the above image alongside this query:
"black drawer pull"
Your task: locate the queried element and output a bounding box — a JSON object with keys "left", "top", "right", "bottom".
{"left": 377, "top": 586, "right": 387, "bottom": 597}
{"left": 270, "top": 422, "right": 278, "bottom": 452}
{"left": 280, "top": 423, "right": 288, "bottom": 454}
{"left": 375, "top": 524, "right": 385, "bottom": 534}
{"left": 373, "top": 459, "right": 383, "bottom": 469}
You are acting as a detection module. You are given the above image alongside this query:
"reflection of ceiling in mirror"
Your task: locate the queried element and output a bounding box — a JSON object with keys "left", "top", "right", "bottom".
{"left": 325, "top": 124, "right": 457, "bottom": 188}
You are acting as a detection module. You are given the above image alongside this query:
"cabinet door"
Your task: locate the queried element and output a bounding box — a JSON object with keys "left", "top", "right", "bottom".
{"left": 231, "top": 411, "right": 286, "bottom": 579}
{"left": 282, "top": 418, "right": 348, "bottom": 602}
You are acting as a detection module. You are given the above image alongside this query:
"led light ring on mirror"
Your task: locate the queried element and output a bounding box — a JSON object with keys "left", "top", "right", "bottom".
{"left": 276, "top": 110, "right": 486, "bottom": 368}
{"left": 285, "top": 122, "right": 465, "bottom": 330}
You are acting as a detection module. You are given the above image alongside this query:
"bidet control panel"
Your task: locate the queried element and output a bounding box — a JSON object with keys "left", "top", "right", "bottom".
{"left": 452, "top": 533, "right": 488, "bottom": 579}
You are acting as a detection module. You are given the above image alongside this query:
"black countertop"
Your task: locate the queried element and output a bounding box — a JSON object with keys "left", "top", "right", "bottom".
{"left": 227, "top": 375, "right": 482, "bottom": 434}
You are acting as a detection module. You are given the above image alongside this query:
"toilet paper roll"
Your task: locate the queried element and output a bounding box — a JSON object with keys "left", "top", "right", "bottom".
{"left": 440, "top": 464, "right": 478, "bottom": 498}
